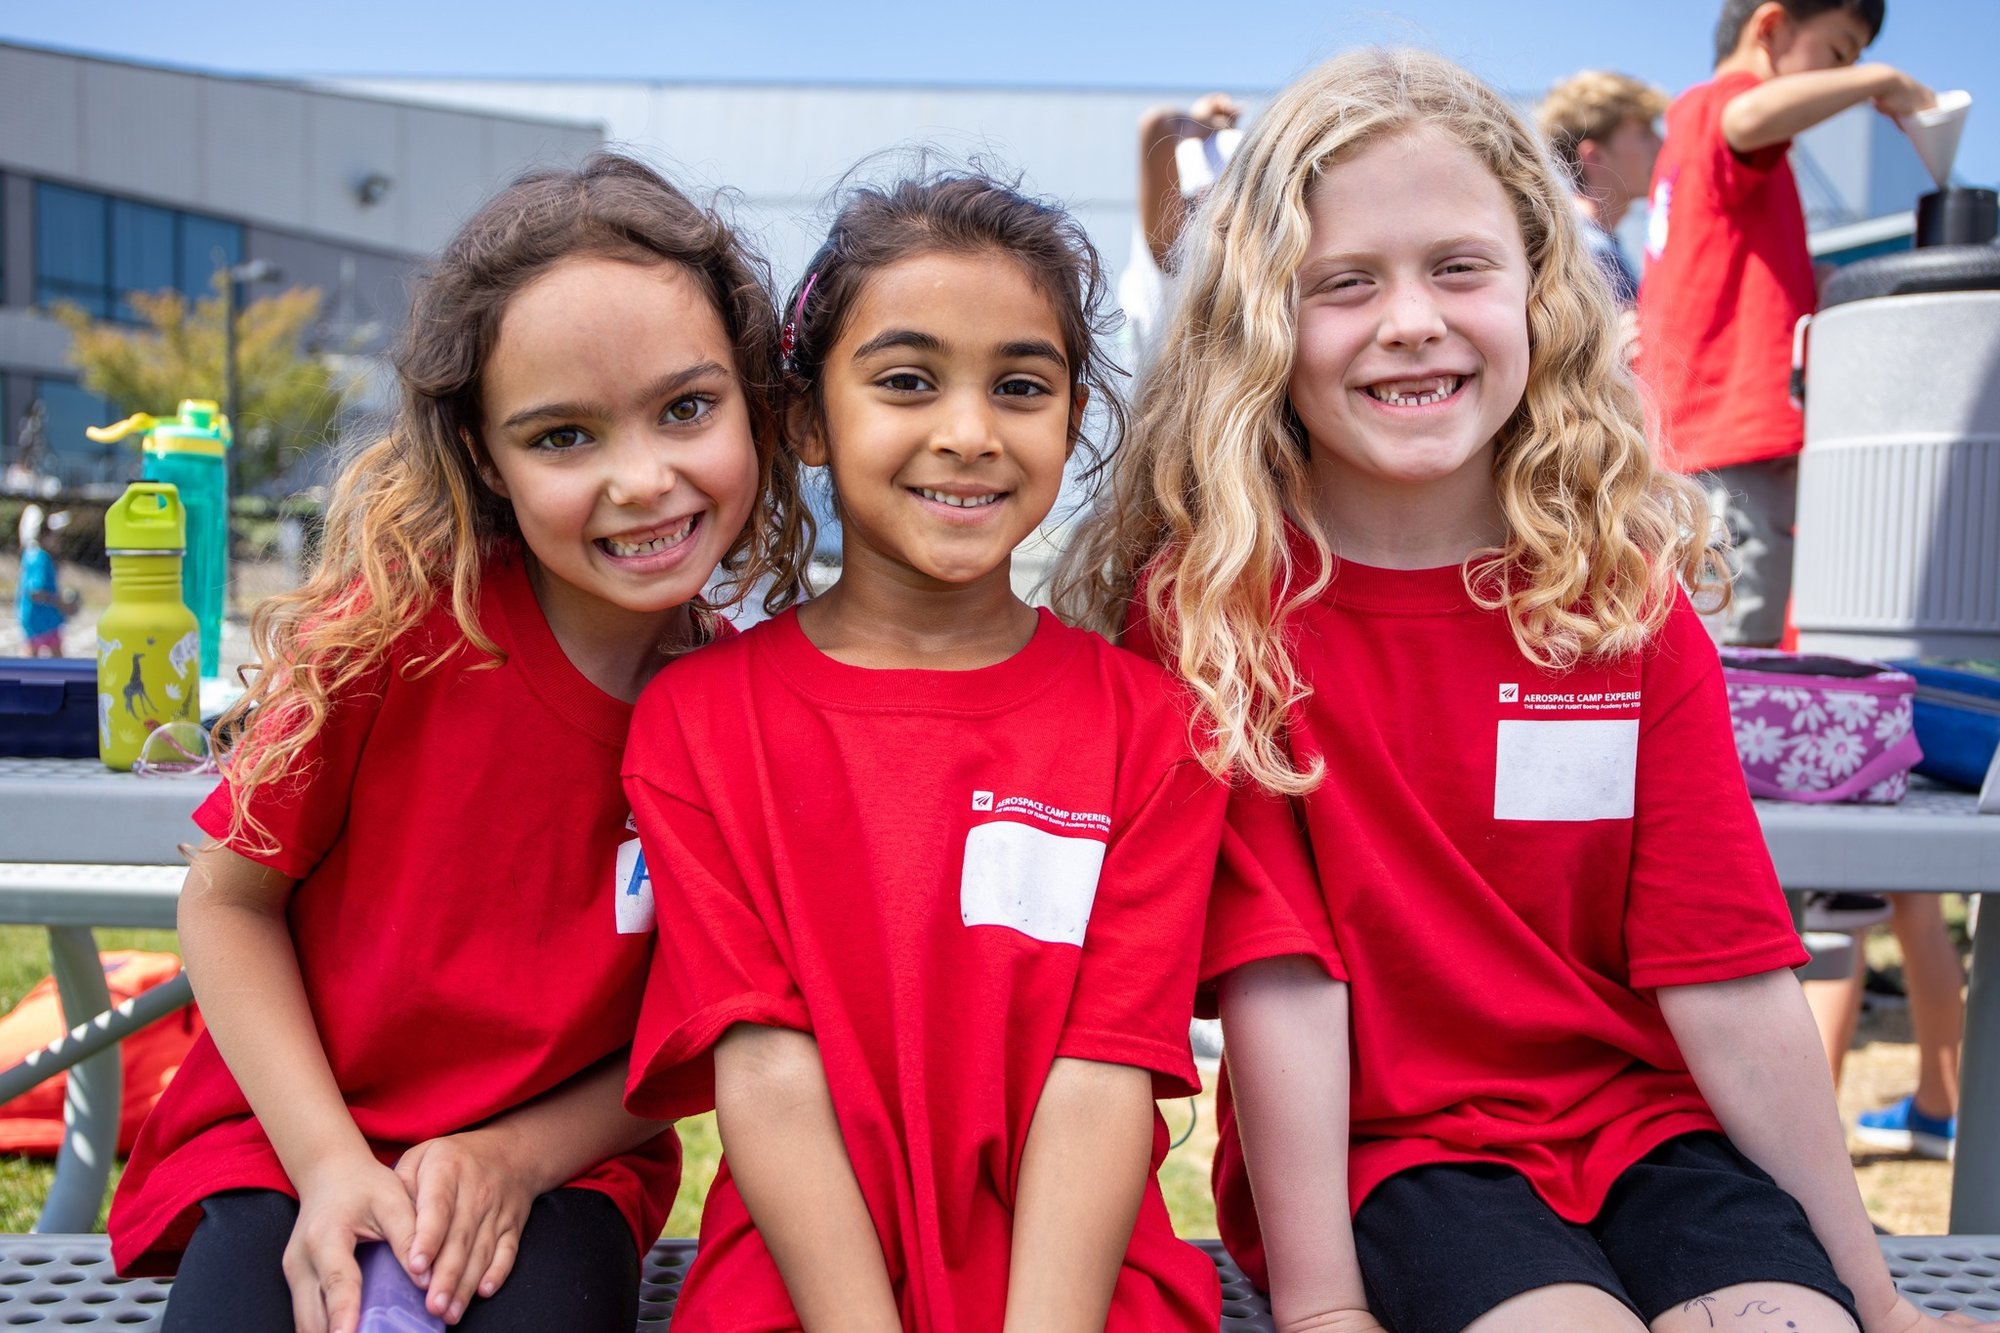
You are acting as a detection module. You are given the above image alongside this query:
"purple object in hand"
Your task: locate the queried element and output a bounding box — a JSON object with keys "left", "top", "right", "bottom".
{"left": 356, "top": 1241, "right": 444, "bottom": 1333}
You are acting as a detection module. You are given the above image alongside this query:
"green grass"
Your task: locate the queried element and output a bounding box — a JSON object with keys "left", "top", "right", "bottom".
{"left": 0, "top": 925, "right": 1224, "bottom": 1240}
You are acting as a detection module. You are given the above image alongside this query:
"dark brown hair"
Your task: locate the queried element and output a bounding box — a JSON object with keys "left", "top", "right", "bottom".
{"left": 1714, "top": 0, "right": 1885, "bottom": 65}
{"left": 776, "top": 169, "right": 1126, "bottom": 533}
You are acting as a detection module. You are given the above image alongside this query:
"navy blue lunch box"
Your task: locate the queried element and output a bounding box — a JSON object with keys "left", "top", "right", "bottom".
{"left": 0, "top": 657, "right": 98, "bottom": 758}
{"left": 1891, "top": 659, "right": 2000, "bottom": 791}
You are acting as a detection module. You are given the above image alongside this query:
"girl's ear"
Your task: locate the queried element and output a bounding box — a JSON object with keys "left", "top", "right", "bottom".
{"left": 461, "top": 427, "right": 509, "bottom": 499}
{"left": 786, "top": 397, "right": 830, "bottom": 468}
{"left": 1067, "top": 383, "right": 1090, "bottom": 457}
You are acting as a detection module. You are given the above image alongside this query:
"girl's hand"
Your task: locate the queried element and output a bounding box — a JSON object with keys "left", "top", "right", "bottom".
{"left": 282, "top": 1154, "right": 420, "bottom": 1333}
{"left": 1869, "top": 1294, "right": 2000, "bottom": 1333}
{"left": 395, "top": 1131, "right": 539, "bottom": 1324}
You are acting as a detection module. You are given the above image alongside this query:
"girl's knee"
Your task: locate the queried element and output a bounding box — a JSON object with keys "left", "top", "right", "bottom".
{"left": 1466, "top": 1283, "right": 1649, "bottom": 1333}
{"left": 1649, "top": 1282, "right": 1858, "bottom": 1333}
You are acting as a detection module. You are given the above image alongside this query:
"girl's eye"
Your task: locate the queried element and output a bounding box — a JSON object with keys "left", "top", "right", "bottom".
{"left": 531, "top": 426, "right": 588, "bottom": 451}
{"left": 995, "top": 377, "right": 1049, "bottom": 399}
{"left": 664, "top": 395, "right": 713, "bottom": 424}
{"left": 878, "top": 372, "right": 933, "bottom": 393}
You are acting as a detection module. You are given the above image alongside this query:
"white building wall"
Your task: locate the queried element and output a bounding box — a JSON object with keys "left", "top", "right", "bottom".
{"left": 326, "top": 77, "right": 1262, "bottom": 281}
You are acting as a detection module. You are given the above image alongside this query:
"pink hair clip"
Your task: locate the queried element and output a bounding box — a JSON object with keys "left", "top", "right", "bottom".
{"left": 781, "top": 270, "right": 819, "bottom": 373}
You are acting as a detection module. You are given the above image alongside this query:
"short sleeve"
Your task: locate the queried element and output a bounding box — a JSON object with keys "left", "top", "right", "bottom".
{"left": 622, "top": 764, "right": 810, "bottom": 1122}
{"left": 1055, "top": 754, "right": 1226, "bottom": 1099}
{"left": 1705, "top": 71, "right": 1790, "bottom": 208}
{"left": 1624, "top": 597, "right": 1806, "bottom": 989}
{"left": 1199, "top": 780, "right": 1346, "bottom": 1003}
{"left": 192, "top": 664, "right": 389, "bottom": 881}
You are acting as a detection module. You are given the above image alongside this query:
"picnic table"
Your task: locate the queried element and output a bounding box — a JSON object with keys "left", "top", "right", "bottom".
{"left": 1, "top": 756, "right": 1998, "bottom": 1324}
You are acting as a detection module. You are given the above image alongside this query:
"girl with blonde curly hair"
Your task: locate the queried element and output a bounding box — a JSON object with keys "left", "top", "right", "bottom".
{"left": 1059, "top": 47, "right": 1970, "bottom": 1333}
{"left": 109, "top": 152, "right": 811, "bottom": 1333}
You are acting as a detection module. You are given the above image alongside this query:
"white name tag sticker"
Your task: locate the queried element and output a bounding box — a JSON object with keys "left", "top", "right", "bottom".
{"left": 1493, "top": 719, "right": 1639, "bottom": 822}
{"left": 614, "top": 837, "right": 655, "bottom": 935}
{"left": 960, "top": 821, "right": 1105, "bottom": 946}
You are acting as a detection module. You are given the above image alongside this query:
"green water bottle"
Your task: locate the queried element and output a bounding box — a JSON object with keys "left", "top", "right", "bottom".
{"left": 88, "top": 400, "right": 230, "bottom": 679}
{"left": 96, "top": 484, "right": 201, "bottom": 770}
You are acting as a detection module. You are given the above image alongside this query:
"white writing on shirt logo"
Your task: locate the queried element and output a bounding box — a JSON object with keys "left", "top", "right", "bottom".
{"left": 613, "top": 837, "right": 655, "bottom": 935}
{"left": 980, "top": 794, "right": 1111, "bottom": 835}
{"left": 1512, "top": 689, "right": 1642, "bottom": 713}
{"left": 1498, "top": 682, "right": 1519, "bottom": 702}
{"left": 1493, "top": 720, "right": 1639, "bottom": 822}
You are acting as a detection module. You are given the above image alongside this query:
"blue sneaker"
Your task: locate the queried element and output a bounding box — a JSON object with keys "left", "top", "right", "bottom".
{"left": 1854, "top": 1095, "right": 1955, "bottom": 1160}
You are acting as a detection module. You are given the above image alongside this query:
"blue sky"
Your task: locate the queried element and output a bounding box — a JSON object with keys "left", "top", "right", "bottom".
{"left": 6, "top": 0, "right": 1996, "bottom": 182}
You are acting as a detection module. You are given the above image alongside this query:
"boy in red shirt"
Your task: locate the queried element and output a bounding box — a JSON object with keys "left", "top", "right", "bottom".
{"left": 1637, "top": 0, "right": 1931, "bottom": 645}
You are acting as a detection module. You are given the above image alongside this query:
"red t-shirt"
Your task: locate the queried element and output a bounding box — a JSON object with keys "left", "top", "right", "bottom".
{"left": 621, "top": 607, "right": 1228, "bottom": 1332}
{"left": 1207, "top": 558, "right": 1805, "bottom": 1289}
{"left": 110, "top": 549, "right": 685, "bottom": 1276}
{"left": 1637, "top": 71, "right": 1816, "bottom": 472}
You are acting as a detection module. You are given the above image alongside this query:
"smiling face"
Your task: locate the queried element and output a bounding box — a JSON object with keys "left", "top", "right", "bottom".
{"left": 802, "top": 248, "right": 1078, "bottom": 592}
{"left": 478, "top": 255, "right": 759, "bottom": 634}
{"left": 1288, "top": 126, "right": 1532, "bottom": 511}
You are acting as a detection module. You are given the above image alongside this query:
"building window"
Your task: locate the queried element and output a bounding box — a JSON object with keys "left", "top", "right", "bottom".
{"left": 35, "top": 183, "right": 109, "bottom": 318}
{"left": 33, "top": 378, "right": 122, "bottom": 490}
{"left": 34, "top": 182, "right": 245, "bottom": 324}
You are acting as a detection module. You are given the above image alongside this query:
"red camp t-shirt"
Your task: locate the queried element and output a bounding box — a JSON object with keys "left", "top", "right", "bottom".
{"left": 1637, "top": 71, "right": 1816, "bottom": 472}
{"left": 110, "top": 549, "right": 684, "bottom": 1276}
{"left": 1206, "top": 557, "right": 1805, "bottom": 1290}
{"left": 622, "top": 607, "right": 1230, "bottom": 1332}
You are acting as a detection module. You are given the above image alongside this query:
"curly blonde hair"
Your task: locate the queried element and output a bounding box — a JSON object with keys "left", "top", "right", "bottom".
{"left": 1055, "top": 49, "right": 1722, "bottom": 794}
{"left": 220, "top": 153, "right": 812, "bottom": 851}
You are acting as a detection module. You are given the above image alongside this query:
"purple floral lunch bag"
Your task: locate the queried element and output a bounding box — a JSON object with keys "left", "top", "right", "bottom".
{"left": 1720, "top": 649, "right": 1923, "bottom": 804}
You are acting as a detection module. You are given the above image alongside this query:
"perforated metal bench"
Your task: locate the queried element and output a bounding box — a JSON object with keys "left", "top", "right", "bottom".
{"left": 2, "top": 1235, "right": 1997, "bottom": 1328}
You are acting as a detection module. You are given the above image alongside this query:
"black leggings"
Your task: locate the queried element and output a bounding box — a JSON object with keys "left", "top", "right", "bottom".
{"left": 162, "top": 1186, "right": 640, "bottom": 1333}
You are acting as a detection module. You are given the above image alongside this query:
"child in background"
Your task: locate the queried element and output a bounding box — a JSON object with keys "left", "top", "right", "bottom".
{"left": 16, "top": 504, "right": 78, "bottom": 656}
{"left": 1638, "top": 0, "right": 1931, "bottom": 647}
{"left": 1062, "top": 48, "right": 1991, "bottom": 1333}
{"left": 621, "top": 170, "right": 1326, "bottom": 1331}
{"left": 108, "top": 153, "right": 810, "bottom": 1333}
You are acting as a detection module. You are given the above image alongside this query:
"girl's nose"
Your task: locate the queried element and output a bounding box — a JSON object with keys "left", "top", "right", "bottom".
{"left": 928, "top": 393, "right": 1003, "bottom": 461}
{"left": 606, "top": 434, "right": 678, "bottom": 507}
{"left": 1377, "top": 281, "right": 1448, "bottom": 349}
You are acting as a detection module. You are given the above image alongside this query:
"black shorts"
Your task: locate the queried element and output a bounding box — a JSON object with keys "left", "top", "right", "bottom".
{"left": 1351, "top": 1132, "right": 1858, "bottom": 1333}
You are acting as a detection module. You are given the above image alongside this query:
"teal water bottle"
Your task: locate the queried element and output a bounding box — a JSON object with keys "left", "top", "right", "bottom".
{"left": 144, "top": 401, "right": 229, "bottom": 679}
{"left": 95, "top": 484, "right": 201, "bottom": 770}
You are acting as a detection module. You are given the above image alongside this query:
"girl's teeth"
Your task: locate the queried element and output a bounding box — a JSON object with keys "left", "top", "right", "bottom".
{"left": 1367, "top": 376, "right": 1463, "bottom": 406}
{"left": 917, "top": 488, "right": 1001, "bottom": 508}
{"left": 602, "top": 516, "right": 694, "bottom": 557}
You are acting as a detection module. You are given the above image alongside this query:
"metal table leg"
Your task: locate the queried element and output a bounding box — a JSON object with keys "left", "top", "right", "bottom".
{"left": 36, "top": 926, "right": 120, "bottom": 1234}
{"left": 1953, "top": 893, "right": 1998, "bottom": 1233}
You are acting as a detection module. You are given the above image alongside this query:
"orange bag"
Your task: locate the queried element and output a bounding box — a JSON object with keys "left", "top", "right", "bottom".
{"left": 0, "top": 951, "right": 204, "bottom": 1156}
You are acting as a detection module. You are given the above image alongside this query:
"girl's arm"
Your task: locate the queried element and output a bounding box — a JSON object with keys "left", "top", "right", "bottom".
{"left": 393, "top": 1049, "right": 669, "bottom": 1322}
{"left": 1219, "top": 959, "right": 1384, "bottom": 1333}
{"left": 1720, "top": 64, "right": 1933, "bottom": 152}
{"left": 713, "top": 1023, "right": 901, "bottom": 1333}
{"left": 1003, "top": 1056, "right": 1154, "bottom": 1333}
{"left": 178, "top": 841, "right": 418, "bottom": 1333}
{"left": 1659, "top": 969, "right": 2000, "bottom": 1333}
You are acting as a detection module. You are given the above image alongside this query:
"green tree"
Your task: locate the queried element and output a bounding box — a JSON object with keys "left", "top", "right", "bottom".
{"left": 52, "top": 279, "right": 350, "bottom": 491}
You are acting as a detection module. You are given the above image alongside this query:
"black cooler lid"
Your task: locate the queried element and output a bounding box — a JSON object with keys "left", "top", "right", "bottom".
{"left": 1821, "top": 241, "right": 2000, "bottom": 309}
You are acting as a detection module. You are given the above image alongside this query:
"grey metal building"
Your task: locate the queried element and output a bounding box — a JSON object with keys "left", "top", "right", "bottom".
{"left": 0, "top": 41, "right": 602, "bottom": 489}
